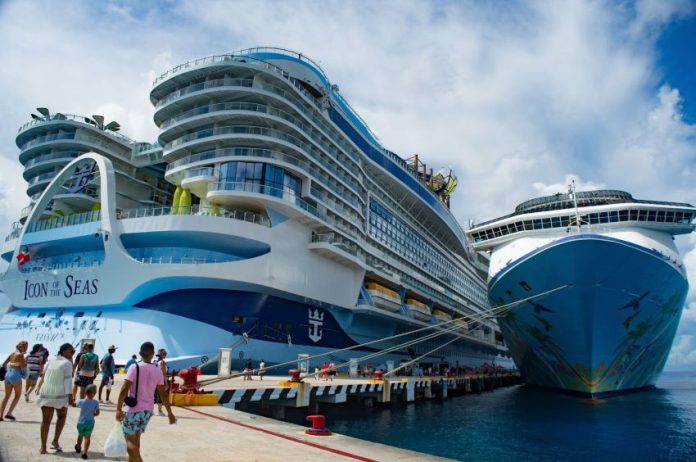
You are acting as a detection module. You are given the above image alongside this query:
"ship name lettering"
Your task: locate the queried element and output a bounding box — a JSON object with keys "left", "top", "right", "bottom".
{"left": 24, "top": 281, "right": 49, "bottom": 300}
{"left": 63, "top": 276, "right": 98, "bottom": 298}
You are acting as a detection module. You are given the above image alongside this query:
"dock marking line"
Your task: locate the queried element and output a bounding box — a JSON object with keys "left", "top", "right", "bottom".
{"left": 180, "top": 406, "right": 378, "bottom": 462}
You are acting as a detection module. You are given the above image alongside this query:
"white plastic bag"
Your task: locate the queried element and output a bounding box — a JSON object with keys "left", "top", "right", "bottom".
{"left": 104, "top": 422, "right": 128, "bottom": 458}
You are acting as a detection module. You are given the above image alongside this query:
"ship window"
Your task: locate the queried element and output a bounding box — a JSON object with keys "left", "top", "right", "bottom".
{"left": 648, "top": 210, "right": 656, "bottom": 221}
{"left": 519, "top": 281, "right": 532, "bottom": 291}
{"left": 551, "top": 217, "right": 561, "bottom": 227}
{"left": 599, "top": 212, "right": 608, "bottom": 223}
{"left": 523, "top": 221, "right": 533, "bottom": 230}
{"left": 630, "top": 210, "right": 639, "bottom": 221}
{"left": 533, "top": 219, "right": 542, "bottom": 229}
{"left": 656, "top": 211, "right": 665, "bottom": 222}
{"left": 619, "top": 210, "right": 629, "bottom": 221}
{"left": 96, "top": 311, "right": 102, "bottom": 318}
{"left": 665, "top": 211, "right": 675, "bottom": 223}
{"left": 638, "top": 210, "right": 648, "bottom": 221}
{"left": 609, "top": 211, "right": 618, "bottom": 222}
{"left": 37, "top": 313, "right": 46, "bottom": 318}
{"left": 75, "top": 312, "right": 84, "bottom": 318}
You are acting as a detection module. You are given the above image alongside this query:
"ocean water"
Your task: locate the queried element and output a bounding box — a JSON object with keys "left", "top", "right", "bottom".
{"left": 290, "top": 372, "right": 696, "bottom": 461}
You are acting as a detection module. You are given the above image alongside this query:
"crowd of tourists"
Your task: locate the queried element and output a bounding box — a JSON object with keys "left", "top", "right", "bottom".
{"left": 0, "top": 340, "right": 176, "bottom": 461}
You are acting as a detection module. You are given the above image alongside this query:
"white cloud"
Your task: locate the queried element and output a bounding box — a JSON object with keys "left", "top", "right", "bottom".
{"left": 532, "top": 174, "right": 607, "bottom": 197}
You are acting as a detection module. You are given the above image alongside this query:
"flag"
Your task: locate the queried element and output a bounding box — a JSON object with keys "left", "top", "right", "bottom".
{"left": 16, "top": 249, "right": 31, "bottom": 265}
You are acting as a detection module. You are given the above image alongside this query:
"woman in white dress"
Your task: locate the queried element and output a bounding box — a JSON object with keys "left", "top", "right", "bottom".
{"left": 35, "top": 343, "right": 75, "bottom": 454}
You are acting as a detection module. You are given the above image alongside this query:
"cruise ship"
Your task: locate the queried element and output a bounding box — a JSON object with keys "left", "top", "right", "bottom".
{"left": 0, "top": 47, "right": 509, "bottom": 372}
{"left": 467, "top": 187, "right": 695, "bottom": 396}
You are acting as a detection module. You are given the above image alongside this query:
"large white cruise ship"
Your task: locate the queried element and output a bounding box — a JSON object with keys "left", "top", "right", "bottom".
{"left": 467, "top": 187, "right": 695, "bottom": 396}
{"left": 0, "top": 47, "right": 509, "bottom": 372}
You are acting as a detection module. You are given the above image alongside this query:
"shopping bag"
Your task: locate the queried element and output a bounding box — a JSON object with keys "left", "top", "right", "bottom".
{"left": 104, "top": 422, "right": 128, "bottom": 458}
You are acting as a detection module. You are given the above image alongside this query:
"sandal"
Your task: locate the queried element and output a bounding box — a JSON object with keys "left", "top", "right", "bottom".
{"left": 75, "top": 443, "right": 81, "bottom": 453}
{"left": 4, "top": 414, "right": 16, "bottom": 421}
{"left": 50, "top": 443, "right": 62, "bottom": 452}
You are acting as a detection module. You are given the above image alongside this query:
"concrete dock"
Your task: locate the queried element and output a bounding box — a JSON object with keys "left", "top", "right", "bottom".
{"left": 0, "top": 378, "right": 451, "bottom": 461}
{"left": 0, "top": 373, "right": 519, "bottom": 461}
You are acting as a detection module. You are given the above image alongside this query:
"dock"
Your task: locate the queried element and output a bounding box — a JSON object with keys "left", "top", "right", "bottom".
{"left": 0, "top": 373, "right": 519, "bottom": 461}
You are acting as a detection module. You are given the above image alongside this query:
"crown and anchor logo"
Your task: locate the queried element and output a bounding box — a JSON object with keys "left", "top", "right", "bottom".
{"left": 308, "top": 308, "right": 324, "bottom": 343}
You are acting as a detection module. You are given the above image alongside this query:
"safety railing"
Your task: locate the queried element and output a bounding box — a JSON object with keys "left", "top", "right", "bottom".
{"left": 17, "top": 112, "right": 136, "bottom": 144}
{"left": 24, "top": 151, "right": 80, "bottom": 169}
{"left": 209, "top": 181, "right": 322, "bottom": 219}
{"left": 117, "top": 204, "right": 271, "bottom": 227}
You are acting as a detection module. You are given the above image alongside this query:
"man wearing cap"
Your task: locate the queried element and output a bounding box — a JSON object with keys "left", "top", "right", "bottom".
{"left": 99, "top": 345, "right": 117, "bottom": 404}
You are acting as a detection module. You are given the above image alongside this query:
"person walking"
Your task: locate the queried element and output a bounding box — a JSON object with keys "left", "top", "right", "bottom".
{"left": 125, "top": 355, "right": 137, "bottom": 371}
{"left": 72, "top": 344, "right": 87, "bottom": 403}
{"left": 24, "top": 343, "right": 45, "bottom": 402}
{"left": 258, "top": 359, "right": 266, "bottom": 381}
{"left": 243, "top": 358, "right": 253, "bottom": 381}
{"left": 116, "top": 341, "right": 176, "bottom": 462}
{"left": 74, "top": 384, "right": 99, "bottom": 459}
{"left": 99, "top": 345, "right": 117, "bottom": 403}
{"left": 76, "top": 344, "right": 99, "bottom": 399}
{"left": 328, "top": 362, "right": 337, "bottom": 381}
{"left": 35, "top": 342, "right": 76, "bottom": 453}
{"left": 154, "top": 349, "right": 168, "bottom": 416}
{"left": 0, "top": 340, "right": 28, "bottom": 421}
{"left": 321, "top": 362, "right": 328, "bottom": 381}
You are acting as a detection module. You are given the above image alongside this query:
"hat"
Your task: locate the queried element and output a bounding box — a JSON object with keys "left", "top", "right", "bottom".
{"left": 108, "top": 345, "right": 117, "bottom": 350}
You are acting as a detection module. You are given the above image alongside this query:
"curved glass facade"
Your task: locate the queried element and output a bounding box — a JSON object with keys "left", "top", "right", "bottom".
{"left": 219, "top": 161, "right": 301, "bottom": 197}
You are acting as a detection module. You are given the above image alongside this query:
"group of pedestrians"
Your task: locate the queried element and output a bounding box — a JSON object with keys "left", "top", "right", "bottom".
{"left": 1, "top": 340, "right": 176, "bottom": 461}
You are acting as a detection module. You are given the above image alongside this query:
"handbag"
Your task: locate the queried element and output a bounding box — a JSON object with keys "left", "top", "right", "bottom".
{"left": 124, "top": 362, "right": 139, "bottom": 407}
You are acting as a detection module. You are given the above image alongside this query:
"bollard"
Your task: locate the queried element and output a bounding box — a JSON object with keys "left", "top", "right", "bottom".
{"left": 289, "top": 369, "right": 302, "bottom": 383}
{"left": 305, "top": 414, "right": 332, "bottom": 436}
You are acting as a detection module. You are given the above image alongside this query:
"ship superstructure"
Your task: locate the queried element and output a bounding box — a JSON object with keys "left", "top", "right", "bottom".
{"left": 468, "top": 188, "right": 695, "bottom": 396}
{"left": 1, "top": 48, "right": 508, "bottom": 371}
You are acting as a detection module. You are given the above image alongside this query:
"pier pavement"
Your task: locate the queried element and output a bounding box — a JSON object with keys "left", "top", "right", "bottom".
{"left": 0, "top": 375, "right": 452, "bottom": 462}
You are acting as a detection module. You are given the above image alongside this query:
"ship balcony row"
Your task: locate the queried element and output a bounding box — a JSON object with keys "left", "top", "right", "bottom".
{"left": 158, "top": 99, "right": 356, "bottom": 174}
{"left": 161, "top": 124, "right": 362, "bottom": 184}
{"left": 23, "top": 151, "right": 81, "bottom": 179}
{"left": 18, "top": 132, "right": 132, "bottom": 165}
{"left": 16, "top": 113, "right": 136, "bottom": 149}
{"left": 152, "top": 73, "right": 360, "bottom": 166}
{"left": 165, "top": 147, "right": 364, "bottom": 211}
{"left": 308, "top": 231, "right": 365, "bottom": 269}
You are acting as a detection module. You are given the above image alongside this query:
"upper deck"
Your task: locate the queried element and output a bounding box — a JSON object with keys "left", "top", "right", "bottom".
{"left": 467, "top": 190, "right": 696, "bottom": 250}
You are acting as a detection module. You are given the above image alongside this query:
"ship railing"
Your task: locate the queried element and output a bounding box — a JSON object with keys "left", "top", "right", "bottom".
{"left": 310, "top": 232, "right": 360, "bottom": 257}
{"left": 136, "top": 256, "right": 225, "bottom": 265}
{"left": 152, "top": 51, "right": 324, "bottom": 108}
{"left": 19, "top": 258, "right": 103, "bottom": 273}
{"left": 157, "top": 75, "right": 361, "bottom": 166}
{"left": 23, "top": 210, "right": 101, "bottom": 235}
{"left": 17, "top": 112, "right": 137, "bottom": 145}
{"left": 117, "top": 204, "right": 271, "bottom": 227}
{"left": 209, "top": 181, "right": 323, "bottom": 219}
{"left": 25, "top": 151, "right": 81, "bottom": 169}
{"left": 165, "top": 123, "right": 361, "bottom": 179}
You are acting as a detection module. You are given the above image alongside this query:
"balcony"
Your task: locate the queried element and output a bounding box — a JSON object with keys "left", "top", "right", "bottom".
{"left": 308, "top": 232, "right": 365, "bottom": 269}
{"left": 181, "top": 167, "right": 217, "bottom": 198}
{"left": 207, "top": 181, "right": 323, "bottom": 223}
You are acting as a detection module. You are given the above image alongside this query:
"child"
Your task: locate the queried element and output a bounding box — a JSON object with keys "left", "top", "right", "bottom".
{"left": 75, "top": 384, "right": 100, "bottom": 459}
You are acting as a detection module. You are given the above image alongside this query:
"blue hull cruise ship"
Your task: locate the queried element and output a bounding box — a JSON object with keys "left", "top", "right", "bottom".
{"left": 0, "top": 48, "right": 509, "bottom": 372}
{"left": 467, "top": 189, "right": 695, "bottom": 396}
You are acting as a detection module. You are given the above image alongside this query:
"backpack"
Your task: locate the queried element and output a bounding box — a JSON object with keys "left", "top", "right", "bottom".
{"left": 81, "top": 353, "right": 98, "bottom": 375}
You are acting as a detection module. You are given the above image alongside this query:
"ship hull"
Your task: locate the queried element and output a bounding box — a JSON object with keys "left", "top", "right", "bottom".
{"left": 0, "top": 287, "right": 505, "bottom": 372}
{"left": 490, "top": 234, "right": 687, "bottom": 397}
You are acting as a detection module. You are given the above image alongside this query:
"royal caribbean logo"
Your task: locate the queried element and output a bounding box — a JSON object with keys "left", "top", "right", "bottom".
{"left": 308, "top": 308, "right": 324, "bottom": 343}
{"left": 67, "top": 162, "right": 97, "bottom": 194}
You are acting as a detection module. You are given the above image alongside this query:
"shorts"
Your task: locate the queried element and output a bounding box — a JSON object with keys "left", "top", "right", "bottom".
{"left": 27, "top": 371, "right": 40, "bottom": 382}
{"left": 77, "top": 422, "right": 95, "bottom": 437}
{"left": 4, "top": 367, "right": 23, "bottom": 385}
{"left": 122, "top": 411, "right": 153, "bottom": 435}
{"left": 75, "top": 375, "right": 95, "bottom": 387}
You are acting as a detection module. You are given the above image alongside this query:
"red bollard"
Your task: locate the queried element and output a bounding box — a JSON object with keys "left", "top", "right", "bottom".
{"left": 305, "top": 414, "right": 332, "bottom": 436}
{"left": 288, "top": 369, "right": 302, "bottom": 382}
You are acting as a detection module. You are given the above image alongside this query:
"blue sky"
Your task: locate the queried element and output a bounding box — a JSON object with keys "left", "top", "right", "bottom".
{"left": 0, "top": 0, "right": 694, "bottom": 368}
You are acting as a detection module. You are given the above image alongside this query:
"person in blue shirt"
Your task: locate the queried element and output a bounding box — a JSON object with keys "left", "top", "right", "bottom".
{"left": 125, "top": 355, "right": 137, "bottom": 371}
{"left": 75, "top": 384, "right": 100, "bottom": 459}
{"left": 98, "top": 345, "right": 117, "bottom": 403}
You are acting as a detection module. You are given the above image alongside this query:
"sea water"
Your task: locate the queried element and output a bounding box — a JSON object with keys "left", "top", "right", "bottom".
{"left": 291, "top": 372, "right": 696, "bottom": 461}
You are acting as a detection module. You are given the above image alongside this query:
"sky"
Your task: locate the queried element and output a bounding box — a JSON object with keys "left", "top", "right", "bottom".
{"left": 0, "top": 0, "right": 695, "bottom": 368}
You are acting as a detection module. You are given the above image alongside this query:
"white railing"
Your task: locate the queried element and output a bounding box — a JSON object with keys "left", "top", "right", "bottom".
{"left": 117, "top": 204, "right": 271, "bottom": 227}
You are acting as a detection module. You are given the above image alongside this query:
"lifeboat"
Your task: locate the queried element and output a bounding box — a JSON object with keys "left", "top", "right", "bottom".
{"left": 365, "top": 283, "right": 401, "bottom": 312}
{"left": 453, "top": 317, "right": 469, "bottom": 331}
{"left": 405, "top": 298, "right": 432, "bottom": 321}
{"left": 433, "top": 309, "right": 452, "bottom": 323}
